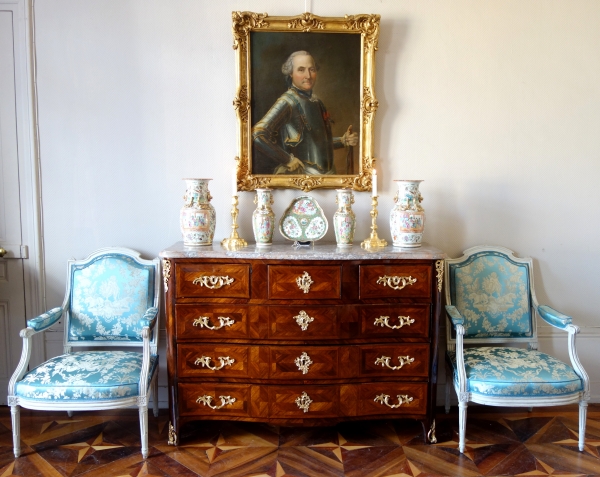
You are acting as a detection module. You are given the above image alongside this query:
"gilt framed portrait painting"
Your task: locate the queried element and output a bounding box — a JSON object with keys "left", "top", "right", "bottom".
{"left": 232, "top": 12, "right": 380, "bottom": 192}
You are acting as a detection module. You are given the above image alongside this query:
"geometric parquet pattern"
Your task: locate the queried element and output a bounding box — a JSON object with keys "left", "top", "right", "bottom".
{"left": 1, "top": 405, "right": 600, "bottom": 476}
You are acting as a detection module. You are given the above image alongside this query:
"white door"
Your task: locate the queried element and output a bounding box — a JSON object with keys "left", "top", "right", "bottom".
{"left": 0, "top": 3, "right": 33, "bottom": 404}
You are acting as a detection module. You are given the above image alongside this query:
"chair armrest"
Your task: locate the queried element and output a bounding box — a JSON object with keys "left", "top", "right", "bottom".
{"left": 445, "top": 305, "right": 464, "bottom": 326}
{"left": 537, "top": 305, "right": 572, "bottom": 330}
{"left": 140, "top": 307, "right": 158, "bottom": 330}
{"left": 26, "top": 307, "right": 63, "bottom": 332}
{"left": 139, "top": 307, "right": 159, "bottom": 397}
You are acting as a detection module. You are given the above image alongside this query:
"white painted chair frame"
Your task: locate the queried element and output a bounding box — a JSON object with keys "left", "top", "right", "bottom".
{"left": 444, "top": 245, "right": 590, "bottom": 453}
{"left": 7, "top": 247, "right": 161, "bottom": 459}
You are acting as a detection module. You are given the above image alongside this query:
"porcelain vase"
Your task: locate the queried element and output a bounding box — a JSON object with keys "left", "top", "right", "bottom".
{"left": 390, "top": 180, "right": 425, "bottom": 248}
{"left": 252, "top": 188, "right": 275, "bottom": 246}
{"left": 180, "top": 178, "right": 216, "bottom": 246}
{"left": 333, "top": 189, "right": 356, "bottom": 247}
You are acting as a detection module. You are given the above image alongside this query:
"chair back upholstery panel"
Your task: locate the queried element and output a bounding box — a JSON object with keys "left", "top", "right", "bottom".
{"left": 448, "top": 250, "right": 533, "bottom": 339}
{"left": 67, "top": 254, "right": 156, "bottom": 343}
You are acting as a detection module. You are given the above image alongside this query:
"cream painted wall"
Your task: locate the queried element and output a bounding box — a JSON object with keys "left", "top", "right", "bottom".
{"left": 34, "top": 0, "right": 600, "bottom": 404}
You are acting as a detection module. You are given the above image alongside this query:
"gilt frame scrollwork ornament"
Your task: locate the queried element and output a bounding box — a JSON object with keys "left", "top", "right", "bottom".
{"left": 232, "top": 11, "right": 380, "bottom": 192}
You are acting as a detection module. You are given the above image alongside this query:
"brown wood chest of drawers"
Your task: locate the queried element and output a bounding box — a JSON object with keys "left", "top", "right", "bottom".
{"left": 160, "top": 242, "right": 445, "bottom": 446}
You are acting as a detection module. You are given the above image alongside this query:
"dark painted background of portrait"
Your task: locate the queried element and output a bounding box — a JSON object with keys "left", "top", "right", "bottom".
{"left": 250, "top": 31, "right": 361, "bottom": 175}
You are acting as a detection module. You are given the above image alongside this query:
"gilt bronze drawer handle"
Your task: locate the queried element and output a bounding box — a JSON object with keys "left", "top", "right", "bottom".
{"left": 192, "top": 275, "right": 235, "bottom": 289}
{"left": 193, "top": 316, "right": 235, "bottom": 330}
{"left": 375, "top": 355, "right": 415, "bottom": 370}
{"left": 194, "top": 356, "right": 235, "bottom": 371}
{"left": 196, "top": 395, "right": 236, "bottom": 410}
{"left": 296, "top": 271, "right": 314, "bottom": 293}
{"left": 295, "top": 391, "right": 313, "bottom": 413}
{"left": 294, "top": 310, "right": 314, "bottom": 331}
{"left": 294, "top": 352, "right": 313, "bottom": 374}
{"left": 374, "top": 315, "right": 415, "bottom": 329}
{"left": 374, "top": 393, "right": 413, "bottom": 409}
{"left": 376, "top": 275, "right": 417, "bottom": 290}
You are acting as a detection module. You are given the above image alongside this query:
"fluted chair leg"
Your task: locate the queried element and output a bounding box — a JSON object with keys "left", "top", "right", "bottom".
{"left": 11, "top": 405, "right": 21, "bottom": 458}
{"left": 458, "top": 401, "right": 468, "bottom": 453}
{"left": 139, "top": 405, "right": 149, "bottom": 458}
{"left": 579, "top": 400, "right": 588, "bottom": 451}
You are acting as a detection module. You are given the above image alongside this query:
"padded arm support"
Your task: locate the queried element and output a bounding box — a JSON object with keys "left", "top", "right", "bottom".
{"left": 26, "top": 307, "right": 63, "bottom": 332}
{"left": 537, "top": 305, "right": 572, "bottom": 330}
{"left": 445, "top": 305, "right": 464, "bottom": 326}
{"left": 139, "top": 307, "right": 158, "bottom": 330}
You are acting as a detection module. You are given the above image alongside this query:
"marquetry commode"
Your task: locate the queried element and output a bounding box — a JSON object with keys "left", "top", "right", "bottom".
{"left": 160, "top": 242, "right": 445, "bottom": 445}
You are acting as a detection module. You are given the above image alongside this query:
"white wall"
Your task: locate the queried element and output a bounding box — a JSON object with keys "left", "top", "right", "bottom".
{"left": 35, "top": 0, "right": 600, "bottom": 404}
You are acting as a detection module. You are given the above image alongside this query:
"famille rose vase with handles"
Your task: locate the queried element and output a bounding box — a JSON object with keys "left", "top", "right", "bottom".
{"left": 252, "top": 188, "right": 275, "bottom": 246}
{"left": 180, "top": 178, "right": 216, "bottom": 246}
{"left": 390, "top": 180, "right": 425, "bottom": 248}
{"left": 333, "top": 189, "right": 356, "bottom": 247}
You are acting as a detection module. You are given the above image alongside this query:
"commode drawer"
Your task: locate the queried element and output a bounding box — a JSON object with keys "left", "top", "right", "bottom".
{"left": 176, "top": 263, "right": 250, "bottom": 298}
{"left": 177, "top": 344, "right": 266, "bottom": 378}
{"left": 359, "top": 344, "right": 430, "bottom": 377}
{"left": 359, "top": 264, "right": 432, "bottom": 299}
{"left": 267, "top": 385, "right": 338, "bottom": 418}
{"left": 178, "top": 383, "right": 252, "bottom": 417}
{"left": 269, "top": 346, "right": 340, "bottom": 379}
{"left": 176, "top": 304, "right": 249, "bottom": 338}
{"left": 359, "top": 304, "right": 430, "bottom": 338}
{"left": 358, "top": 382, "right": 427, "bottom": 416}
{"left": 268, "top": 265, "right": 341, "bottom": 300}
{"left": 268, "top": 305, "right": 338, "bottom": 339}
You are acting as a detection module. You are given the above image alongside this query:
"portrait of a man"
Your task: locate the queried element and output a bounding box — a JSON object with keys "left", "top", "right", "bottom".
{"left": 252, "top": 50, "right": 358, "bottom": 175}
{"left": 250, "top": 32, "right": 361, "bottom": 176}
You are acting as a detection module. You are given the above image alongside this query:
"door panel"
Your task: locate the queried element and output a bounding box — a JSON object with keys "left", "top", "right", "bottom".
{"left": 0, "top": 7, "right": 27, "bottom": 404}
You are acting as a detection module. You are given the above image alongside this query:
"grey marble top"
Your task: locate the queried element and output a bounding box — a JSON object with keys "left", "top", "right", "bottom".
{"left": 160, "top": 241, "right": 445, "bottom": 261}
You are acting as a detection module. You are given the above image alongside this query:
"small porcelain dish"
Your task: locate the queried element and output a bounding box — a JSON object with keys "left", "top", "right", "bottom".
{"left": 279, "top": 196, "right": 328, "bottom": 242}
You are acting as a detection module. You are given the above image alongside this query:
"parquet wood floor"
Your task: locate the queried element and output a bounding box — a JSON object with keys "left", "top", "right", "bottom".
{"left": 1, "top": 405, "right": 599, "bottom": 476}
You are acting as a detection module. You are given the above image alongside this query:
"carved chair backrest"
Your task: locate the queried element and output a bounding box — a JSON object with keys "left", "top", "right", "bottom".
{"left": 64, "top": 250, "right": 159, "bottom": 349}
{"left": 445, "top": 246, "right": 538, "bottom": 348}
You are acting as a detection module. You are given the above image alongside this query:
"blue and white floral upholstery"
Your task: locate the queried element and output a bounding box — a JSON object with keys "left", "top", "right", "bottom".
{"left": 15, "top": 351, "right": 158, "bottom": 401}
{"left": 447, "top": 347, "right": 583, "bottom": 397}
{"left": 8, "top": 248, "right": 161, "bottom": 459}
{"left": 449, "top": 251, "right": 532, "bottom": 338}
{"left": 68, "top": 254, "right": 155, "bottom": 341}
{"left": 444, "top": 246, "right": 589, "bottom": 453}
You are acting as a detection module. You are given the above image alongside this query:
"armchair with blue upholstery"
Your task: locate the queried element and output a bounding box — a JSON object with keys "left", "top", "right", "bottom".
{"left": 444, "top": 245, "right": 589, "bottom": 453}
{"left": 8, "top": 248, "right": 160, "bottom": 459}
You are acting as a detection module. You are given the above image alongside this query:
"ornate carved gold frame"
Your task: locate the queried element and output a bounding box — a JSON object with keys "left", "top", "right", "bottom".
{"left": 232, "top": 12, "right": 380, "bottom": 192}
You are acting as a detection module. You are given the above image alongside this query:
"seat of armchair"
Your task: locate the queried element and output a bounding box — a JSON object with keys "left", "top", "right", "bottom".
{"left": 447, "top": 346, "right": 583, "bottom": 397}
{"left": 15, "top": 350, "right": 158, "bottom": 401}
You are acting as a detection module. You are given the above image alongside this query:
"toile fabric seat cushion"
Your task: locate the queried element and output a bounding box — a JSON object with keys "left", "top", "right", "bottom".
{"left": 447, "top": 347, "right": 583, "bottom": 397}
{"left": 15, "top": 351, "right": 158, "bottom": 401}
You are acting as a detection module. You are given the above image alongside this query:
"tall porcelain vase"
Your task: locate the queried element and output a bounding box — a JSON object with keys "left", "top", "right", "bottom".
{"left": 333, "top": 189, "right": 356, "bottom": 247}
{"left": 390, "top": 180, "right": 425, "bottom": 248}
{"left": 180, "top": 178, "right": 216, "bottom": 246}
{"left": 252, "top": 188, "right": 275, "bottom": 246}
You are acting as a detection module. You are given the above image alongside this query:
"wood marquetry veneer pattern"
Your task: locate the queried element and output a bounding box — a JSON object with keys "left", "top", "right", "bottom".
{"left": 1, "top": 406, "right": 600, "bottom": 476}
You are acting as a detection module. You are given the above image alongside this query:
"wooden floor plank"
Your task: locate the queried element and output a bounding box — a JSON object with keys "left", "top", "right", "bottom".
{"left": 0, "top": 406, "right": 599, "bottom": 476}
